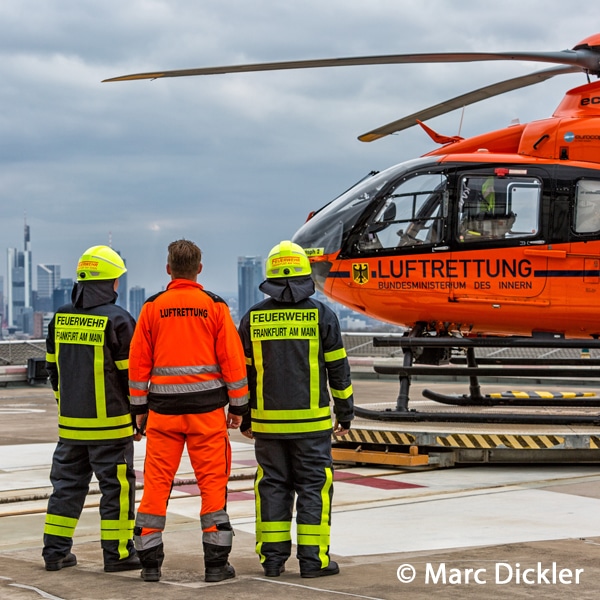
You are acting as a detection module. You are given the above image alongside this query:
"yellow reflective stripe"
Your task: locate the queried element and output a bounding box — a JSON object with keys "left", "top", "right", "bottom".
{"left": 320, "top": 467, "right": 333, "bottom": 566}
{"left": 58, "top": 427, "right": 133, "bottom": 441}
{"left": 53, "top": 389, "right": 59, "bottom": 400}
{"left": 309, "top": 334, "right": 319, "bottom": 409}
{"left": 115, "top": 359, "right": 128, "bottom": 370}
{"left": 46, "top": 352, "right": 56, "bottom": 363}
{"left": 101, "top": 529, "right": 134, "bottom": 541}
{"left": 44, "top": 524, "right": 73, "bottom": 537}
{"left": 297, "top": 524, "right": 328, "bottom": 536}
{"left": 252, "top": 407, "right": 331, "bottom": 421}
{"left": 254, "top": 338, "right": 265, "bottom": 411}
{"left": 245, "top": 356, "right": 253, "bottom": 366}
{"left": 44, "top": 514, "right": 78, "bottom": 538}
{"left": 262, "top": 531, "right": 292, "bottom": 543}
{"left": 255, "top": 465, "right": 265, "bottom": 562}
{"left": 46, "top": 514, "right": 78, "bottom": 527}
{"left": 59, "top": 414, "right": 133, "bottom": 428}
{"left": 330, "top": 385, "right": 353, "bottom": 400}
{"left": 260, "top": 521, "right": 292, "bottom": 532}
{"left": 102, "top": 519, "right": 135, "bottom": 529}
{"left": 94, "top": 345, "right": 106, "bottom": 419}
{"left": 251, "top": 418, "right": 332, "bottom": 435}
{"left": 297, "top": 532, "right": 330, "bottom": 545}
{"left": 324, "top": 348, "right": 346, "bottom": 362}
{"left": 117, "top": 463, "right": 131, "bottom": 557}
{"left": 101, "top": 518, "right": 135, "bottom": 542}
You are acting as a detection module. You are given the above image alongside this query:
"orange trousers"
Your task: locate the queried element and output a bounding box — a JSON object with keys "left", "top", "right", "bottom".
{"left": 137, "top": 408, "right": 231, "bottom": 538}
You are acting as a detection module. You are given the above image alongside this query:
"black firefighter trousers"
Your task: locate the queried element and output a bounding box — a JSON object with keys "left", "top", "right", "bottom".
{"left": 42, "top": 441, "right": 136, "bottom": 566}
{"left": 254, "top": 435, "right": 334, "bottom": 573}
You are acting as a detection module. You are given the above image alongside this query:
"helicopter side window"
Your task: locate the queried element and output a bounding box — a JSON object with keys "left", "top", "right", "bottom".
{"left": 358, "top": 173, "right": 447, "bottom": 251}
{"left": 458, "top": 176, "right": 540, "bottom": 242}
{"left": 574, "top": 180, "right": 600, "bottom": 233}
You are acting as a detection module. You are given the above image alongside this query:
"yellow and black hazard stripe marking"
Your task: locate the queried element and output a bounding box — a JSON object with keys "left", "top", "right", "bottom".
{"left": 489, "top": 391, "right": 596, "bottom": 399}
{"left": 591, "top": 436, "right": 600, "bottom": 450}
{"left": 436, "top": 433, "right": 564, "bottom": 449}
{"left": 342, "top": 429, "right": 416, "bottom": 446}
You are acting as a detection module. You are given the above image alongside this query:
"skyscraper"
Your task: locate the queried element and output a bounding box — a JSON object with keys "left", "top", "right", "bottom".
{"left": 129, "top": 285, "right": 146, "bottom": 320}
{"left": 37, "top": 264, "right": 61, "bottom": 312}
{"left": 237, "top": 256, "right": 264, "bottom": 320}
{"left": 7, "top": 220, "right": 32, "bottom": 331}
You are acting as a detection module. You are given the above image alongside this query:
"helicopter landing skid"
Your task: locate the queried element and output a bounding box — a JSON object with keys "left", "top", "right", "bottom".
{"left": 422, "top": 388, "right": 600, "bottom": 407}
{"left": 353, "top": 403, "right": 600, "bottom": 425}
{"left": 366, "top": 331, "right": 600, "bottom": 425}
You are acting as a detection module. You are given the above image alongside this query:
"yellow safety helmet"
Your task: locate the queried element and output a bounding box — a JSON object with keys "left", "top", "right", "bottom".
{"left": 76, "top": 245, "right": 127, "bottom": 281}
{"left": 265, "top": 240, "right": 311, "bottom": 278}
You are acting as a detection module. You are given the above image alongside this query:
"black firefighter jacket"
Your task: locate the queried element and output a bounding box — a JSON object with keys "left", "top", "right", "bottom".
{"left": 238, "top": 275, "right": 354, "bottom": 438}
{"left": 45, "top": 280, "right": 136, "bottom": 444}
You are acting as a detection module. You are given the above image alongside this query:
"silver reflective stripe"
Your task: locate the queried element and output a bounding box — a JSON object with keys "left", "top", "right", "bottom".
{"left": 134, "top": 531, "right": 162, "bottom": 551}
{"left": 229, "top": 394, "right": 249, "bottom": 407}
{"left": 151, "top": 364, "right": 220, "bottom": 376}
{"left": 136, "top": 512, "right": 167, "bottom": 530}
{"left": 149, "top": 378, "right": 226, "bottom": 394}
{"left": 129, "top": 396, "right": 148, "bottom": 406}
{"left": 226, "top": 377, "right": 248, "bottom": 391}
{"left": 201, "top": 509, "right": 229, "bottom": 529}
{"left": 203, "top": 530, "right": 233, "bottom": 546}
{"left": 129, "top": 380, "right": 148, "bottom": 390}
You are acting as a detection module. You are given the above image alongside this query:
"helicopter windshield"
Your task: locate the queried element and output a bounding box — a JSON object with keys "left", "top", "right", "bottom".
{"left": 292, "top": 157, "right": 437, "bottom": 256}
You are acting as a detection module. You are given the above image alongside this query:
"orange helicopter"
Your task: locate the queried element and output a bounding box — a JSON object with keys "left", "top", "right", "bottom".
{"left": 105, "top": 35, "right": 600, "bottom": 421}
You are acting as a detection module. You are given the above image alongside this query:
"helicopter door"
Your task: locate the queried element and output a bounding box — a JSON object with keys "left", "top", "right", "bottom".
{"left": 451, "top": 173, "right": 547, "bottom": 304}
{"left": 572, "top": 178, "right": 600, "bottom": 307}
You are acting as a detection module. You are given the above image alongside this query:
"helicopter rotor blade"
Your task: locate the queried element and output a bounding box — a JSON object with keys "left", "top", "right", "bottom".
{"left": 358, "top": 65, "right": 582, "bottom": 142}
{"left": 102, "top": 49, "right": 599, "bottom": 83}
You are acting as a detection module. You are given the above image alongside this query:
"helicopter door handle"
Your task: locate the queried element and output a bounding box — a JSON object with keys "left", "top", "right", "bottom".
{"left": 432, "top": 246, "right": 450, "bottom": 252}
{"left": 524, "top": 249, "right": 567, "bottom": 258}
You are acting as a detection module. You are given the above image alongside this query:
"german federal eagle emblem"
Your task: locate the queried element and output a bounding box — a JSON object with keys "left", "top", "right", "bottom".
{"left": 352, "top": 263, "right": 369, "bottom": 285}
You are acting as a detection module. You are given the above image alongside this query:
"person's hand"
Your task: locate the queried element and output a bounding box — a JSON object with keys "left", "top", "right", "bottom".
{"left": 227, "top": 412, "right": 242, "bottom": 429}
{"left": 333, "top": 420, "right": 350, "bottom": 437}
{"left": 241, "top": 428, "right": 254, "bottom": 440}
{"left": 133, "top": 413, "right": 148, "bottom": 441}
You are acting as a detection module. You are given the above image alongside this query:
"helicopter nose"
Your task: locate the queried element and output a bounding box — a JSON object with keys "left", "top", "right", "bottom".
{"left": 309, "top": 260, "right": 332, "bottom": 293}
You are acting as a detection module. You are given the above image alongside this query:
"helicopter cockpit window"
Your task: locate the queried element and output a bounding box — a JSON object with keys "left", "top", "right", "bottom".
{"left": 574, "top": 180, "right": 600, "bottom": 233}
{"left": 458, "top": 176, "right": 540, "bottom": 242}
{"left": 358, "top": 173, "right": 447, "bottom": 251}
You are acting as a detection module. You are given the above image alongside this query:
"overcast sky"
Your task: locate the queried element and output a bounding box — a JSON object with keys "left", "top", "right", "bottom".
{"left": 1, "top": 0, "right": 598, "bottom": 298}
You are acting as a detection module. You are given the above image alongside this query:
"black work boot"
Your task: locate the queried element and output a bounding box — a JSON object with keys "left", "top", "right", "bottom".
{"left": 205, "top": 562, "right": 236, "bottom": 582}
{"left": 301, "top": 560, "right": 340, "bottom": 578}
{"left": 45, "top": 552, "right": 77, "bottom": 572}
{"left": 137, "top": 544, "right": 164, "bottom": 582}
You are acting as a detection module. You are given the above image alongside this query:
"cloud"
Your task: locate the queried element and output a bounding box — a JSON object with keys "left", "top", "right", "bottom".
{"left": 0, "top": 0, "right": 597, "bottom": 299}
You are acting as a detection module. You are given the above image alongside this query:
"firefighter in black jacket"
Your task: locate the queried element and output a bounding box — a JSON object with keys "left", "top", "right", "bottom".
{"left": 42, "top": 245, "right": 141, "bottom": 573}
{"left": 238, "top": 240, "right": 354, "bottom": 579}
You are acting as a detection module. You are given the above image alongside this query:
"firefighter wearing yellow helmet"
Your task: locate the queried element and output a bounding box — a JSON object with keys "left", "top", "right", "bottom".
{"left": 43, "top": 245, "right": 140, "bottom": 573}
{"left": 238, "top": 240, "right": 354, "bottom": 579}
{"left": 76, "top": 245, "right": 128, "bottom": 281}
